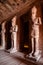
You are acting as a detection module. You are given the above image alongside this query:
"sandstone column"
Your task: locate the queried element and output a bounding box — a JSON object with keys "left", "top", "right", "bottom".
{"left": 1, "top": 21, "right": 6, "bottom": 50}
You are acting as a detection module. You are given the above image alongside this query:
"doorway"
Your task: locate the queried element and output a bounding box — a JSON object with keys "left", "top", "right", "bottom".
{"left": 5, "top": 20, "right": 12, "bottom": 49}
{"left": 19, "top": 13, "right": 32, "bottom": 53}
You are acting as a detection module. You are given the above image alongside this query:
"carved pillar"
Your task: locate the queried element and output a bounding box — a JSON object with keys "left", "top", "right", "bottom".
{"left": 1, "top": 21, "right": 6, "bottom": 50}
{"left": 10, "top": 16, "right": 18, "bottom": 53}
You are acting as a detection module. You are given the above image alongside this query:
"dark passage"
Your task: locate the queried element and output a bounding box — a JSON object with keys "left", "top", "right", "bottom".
{"left": 20, "top": 13, "right": 30, "bottom": 53}
{"left": 5, "top": 20, "right": 12, "bottom": 49}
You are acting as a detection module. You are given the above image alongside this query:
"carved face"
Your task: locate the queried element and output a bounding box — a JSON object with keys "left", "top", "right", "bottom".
{"left": 31, "top": 6, "right": 37, "bottom": 21}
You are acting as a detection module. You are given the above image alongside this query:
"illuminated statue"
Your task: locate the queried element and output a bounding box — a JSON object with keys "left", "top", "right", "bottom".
{"left": 29, "top": 6, "right": 42, "bottom": 58}
{"left": 10, "top": 16, "right": 18, "bottom": 53}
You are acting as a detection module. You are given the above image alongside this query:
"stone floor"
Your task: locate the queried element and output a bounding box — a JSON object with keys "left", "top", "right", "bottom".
{"left": 0, "top": 50, "right": 43, "bottom": 65}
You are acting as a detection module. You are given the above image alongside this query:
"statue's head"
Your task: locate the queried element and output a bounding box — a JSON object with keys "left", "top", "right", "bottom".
{"left": 12, "top": 16, "right": 17, "bottom": 26}
{"left": 31, "top": 6, "right": 37, "bottom": 21}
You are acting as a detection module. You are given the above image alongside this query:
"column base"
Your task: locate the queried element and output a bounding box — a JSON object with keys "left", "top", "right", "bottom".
{"left": 34, "top": 50, "right": 42, "bottom": 61}
{"left": 5, "top": 48, "right": 18, "bottom": 53}
{"left": 10, "top": 48, "right": 18, "bottom": 53}
{"left": 26, "top": 53, "right": 36, "bottom": 61}
{"left": 0, "top": 46, "right": 5, "bottom": 50}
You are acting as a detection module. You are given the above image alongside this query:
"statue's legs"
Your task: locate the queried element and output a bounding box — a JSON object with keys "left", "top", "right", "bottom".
{"left": 34, "top": 37, "right": 40, "bottom": 56}
{"left": 33, "top": 37, "right": 41, "bottom": 61}
{"left": 10, "top": 32, "right": 17, "bottom": 53}
{"left": 14, "top": 32, "right": 17, "bottom": 50}
{"left": 28, "top": 37, "right": 35, "bottom": 57}
{"left": 26, "top": 37, "right": 35, "bottom": 58}
{"left": 11, "top": 38, "right": 14, "bottom": 49}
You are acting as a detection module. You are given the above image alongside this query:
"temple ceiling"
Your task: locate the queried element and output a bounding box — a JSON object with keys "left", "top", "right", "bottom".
{"left": 0, "top": 0, "right": 42, "bottom": 24}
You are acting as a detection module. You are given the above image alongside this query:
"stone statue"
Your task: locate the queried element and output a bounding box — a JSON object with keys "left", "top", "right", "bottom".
{"left": 29, "top": 6, "right": 42, "bottom": 58}
{"left": 10, "top": 16, "right": 18, "bottom": 53}
{"left": 23, "top": 6, "right": 42, "bottom": 60}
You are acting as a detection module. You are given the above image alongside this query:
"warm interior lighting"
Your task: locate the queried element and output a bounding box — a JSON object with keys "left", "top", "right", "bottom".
{"left": 24, "top": 45, "right": 29, "bottom": 48}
